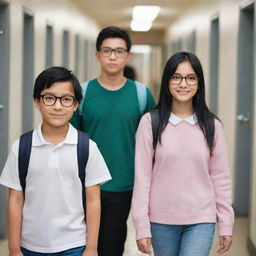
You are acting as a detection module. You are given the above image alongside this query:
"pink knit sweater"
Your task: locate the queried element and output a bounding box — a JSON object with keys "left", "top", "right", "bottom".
{"left": 132, "top": 113, "right": 234, "bottom": 240}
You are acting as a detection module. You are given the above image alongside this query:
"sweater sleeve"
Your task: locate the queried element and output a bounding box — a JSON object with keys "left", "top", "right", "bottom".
{"left": 210, "top": 120, "right": 235, "bottom": 236}
{"left": 132, "top": 113, "right": 154, "bottom": 240}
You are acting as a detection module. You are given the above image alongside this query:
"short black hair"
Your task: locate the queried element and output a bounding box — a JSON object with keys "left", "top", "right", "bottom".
{"left": 124, "top": 65, "right": 136, "bottom": 80}
{"left": 33, "top": 66, "right": 83, "bottom": 103}
{"left": 96, "top": 26, "right": 131, "bottom": 52}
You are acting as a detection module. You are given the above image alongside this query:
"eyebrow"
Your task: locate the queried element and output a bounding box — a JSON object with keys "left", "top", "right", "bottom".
{"left": 42, "top": 93, "right": 75, "bottom": 97}
{"left": 173, "top": 73, "right": 197, "bottom": 76}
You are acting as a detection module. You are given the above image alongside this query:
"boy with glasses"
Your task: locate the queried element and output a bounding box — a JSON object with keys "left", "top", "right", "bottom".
{"left": 71, "top": 26, "right": 155, "bottom": 256}
{"left": 0, "top": 66, "right": 111, "bottom": 256}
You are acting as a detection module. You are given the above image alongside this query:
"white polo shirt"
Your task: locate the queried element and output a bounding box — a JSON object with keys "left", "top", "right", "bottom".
{"left": 0, "top": 123, "right": 111, "bottom": 253}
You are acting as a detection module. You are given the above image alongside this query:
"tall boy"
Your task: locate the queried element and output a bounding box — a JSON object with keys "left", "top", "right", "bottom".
{"left": 70, "top": 26, "right": 155, "bottom": 256}
{"left": 0, "top": 67, "right": 111, "bottom": 256}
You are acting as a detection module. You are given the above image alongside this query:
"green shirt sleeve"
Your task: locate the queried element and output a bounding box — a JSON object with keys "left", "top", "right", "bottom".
{"left": 145, "top": 87, "right": 156, "bottom": 113}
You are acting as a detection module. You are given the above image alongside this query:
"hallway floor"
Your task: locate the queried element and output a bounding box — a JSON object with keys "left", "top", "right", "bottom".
{"left": 0, "top": 217, "right": 250, "bottom": 255}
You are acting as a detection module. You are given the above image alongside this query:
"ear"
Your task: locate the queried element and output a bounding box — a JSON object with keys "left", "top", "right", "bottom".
{"left": 126, "top": 52, "right": 132, "bottom": 63}
{"left": 95, "top": 51, "right": 100, "bottom": 62}
{"left": 73, "top": 101, "right": 79, "bottom": 112}
{"left": 34, "top": 98, "right": 40, "bottom": 110}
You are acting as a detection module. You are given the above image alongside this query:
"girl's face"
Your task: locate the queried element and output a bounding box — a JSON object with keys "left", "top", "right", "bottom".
{"left": 169, "top": 61, "right": 199, "bottom": 105}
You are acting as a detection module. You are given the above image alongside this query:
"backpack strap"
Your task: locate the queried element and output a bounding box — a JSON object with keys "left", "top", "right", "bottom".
{"left": 135, "top": 81, "right": 147, "bottom": 115}
{"left": 150, "top": 110, "right": 159, "bottom": 165}
{"left": 18, "top": 130, "right": 33, "bottom": 195}
{"left": 77, "top": 130, "right": 89, "bottom": 213}
{"left": 78, "top": 80, "right": 90, "bottom": 115}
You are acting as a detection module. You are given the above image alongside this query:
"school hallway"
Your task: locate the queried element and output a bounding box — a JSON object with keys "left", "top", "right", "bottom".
{"left": 1, "top": 0, "right": 256, "bottom": 255}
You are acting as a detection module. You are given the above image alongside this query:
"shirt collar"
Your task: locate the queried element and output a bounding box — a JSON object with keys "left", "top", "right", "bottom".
{"left": 33, "top": 122, "right": 78, "bottom": 146}
{"left": 169, "top": 113, "right": 198, "bottom": 126}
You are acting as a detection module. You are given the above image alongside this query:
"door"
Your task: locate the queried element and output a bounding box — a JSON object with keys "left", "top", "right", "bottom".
{"left": 62, "top": 30, "right": 70, "bottom": 68}
{"left": 209, "top": 17, "right": 219, "bottom": 115}
{"left": 186, "top": 31, "right": 196, "bottom": 53}
{"left": 22, "top": 12, "right": 34, "bottom": 133}
{"left": 234, "top": 4, "right": 254, "bottom": 216}
{"left": 45, "top": 24, "right": 53, "bottom": 68}
{"left": 0, "top": 1, "right": 9, "bottom": 237}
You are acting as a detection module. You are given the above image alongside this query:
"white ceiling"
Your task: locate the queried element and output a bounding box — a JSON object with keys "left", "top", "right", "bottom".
{"left": 73, "top": 0, "right": 209, "bottom": 32}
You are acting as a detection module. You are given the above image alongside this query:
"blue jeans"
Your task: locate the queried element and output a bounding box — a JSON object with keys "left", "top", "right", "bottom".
{"left": 151, "top": 222, "right": 215, "bottom": 256}
{"left": 21, "top": 246, "right": 85, "bottom": 256}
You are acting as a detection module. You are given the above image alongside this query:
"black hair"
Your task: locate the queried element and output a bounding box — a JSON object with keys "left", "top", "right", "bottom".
{"left": 33, "top": 66, "right": 83, "bottom": 103}
{"left": 96, "top": 26, "right": 131, "bottom": 52}
{"left": 124, "top": 65, "right": 137, "bottom": 80}
{"left": 155, "top": 51, "right": 218, "bottom": 152}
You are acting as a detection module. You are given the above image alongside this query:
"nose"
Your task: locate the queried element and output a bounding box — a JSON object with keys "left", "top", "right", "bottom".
{"left": 54, "top": 98, "right": 63, "bottom": 109}
{"left": 109, "top": 50, "right": 116, "bottom": 59}
{"left": 179, "top": 77, "right": 187, "bottom": 87}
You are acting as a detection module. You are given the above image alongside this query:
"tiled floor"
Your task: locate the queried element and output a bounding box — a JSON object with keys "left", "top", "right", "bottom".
{"left": 0, "top": 217, "right": 251, "bottom": 255}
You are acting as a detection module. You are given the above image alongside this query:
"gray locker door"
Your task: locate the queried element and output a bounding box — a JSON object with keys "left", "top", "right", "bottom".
{"left": 234, "top": 4, "right": 254, "bottom": 216}
{"left": 83, "top": 40, "right": 89, "bottom": 81}
{"left": 209, "top": 18, "right": 219, "bottom": 115}
{"left": 74, "top": 34, "right": 80, "bottom": 76}
{"left": 22, "top": 12, "right": 34, "bottom": 133}
{"left": 45, "top": 25, "right": 53, "bottom": 68}
{"left": 187, "top": 31, "right": 196, "bottom": 54}
{"left": 0, "top": 1, "right": 10, "bottom": 238}
{"left": 62, "top": 30, "right": 70, "bottom": 68}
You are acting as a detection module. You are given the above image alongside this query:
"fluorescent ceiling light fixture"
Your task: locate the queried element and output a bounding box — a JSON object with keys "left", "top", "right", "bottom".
{"left": 132, "top": 6, "right": 160, "bottom": 21}
{"left": 131, "top": 45, "right": 151, "bottom": 54}
{"left": 130, "top": 20, "right": 152, "bottom": 31}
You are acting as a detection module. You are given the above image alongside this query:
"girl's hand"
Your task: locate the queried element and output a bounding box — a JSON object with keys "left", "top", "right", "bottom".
{"left": 218, "top": 236, "right": 232, "bottom": 254}
{"left": 82, "top": 247, "right": 98, "bottom": 256}
{"left": 137, "top": 237, "right": 152, "bottom": 255}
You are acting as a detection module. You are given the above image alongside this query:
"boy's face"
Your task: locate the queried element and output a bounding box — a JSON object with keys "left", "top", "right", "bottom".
{"left": 96, "top": 38, "right": 132, "bottom": 75}
{"left": 35, "top": 81, "right": 78, "bottom": 129}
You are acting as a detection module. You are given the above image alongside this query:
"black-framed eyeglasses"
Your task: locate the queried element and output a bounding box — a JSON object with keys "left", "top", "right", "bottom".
{"left": 99, "top": 47, "right": 128, "bottom": 58}
{"left": 40, "top": 94, "right": 76, "bottom": 107}
{"left": 171, "top": 74, "right": 199, "bottom": 86}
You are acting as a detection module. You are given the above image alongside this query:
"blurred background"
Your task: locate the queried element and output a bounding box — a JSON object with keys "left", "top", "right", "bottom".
{"left": 0, "top": 0, "right": 255, "bottom": 255}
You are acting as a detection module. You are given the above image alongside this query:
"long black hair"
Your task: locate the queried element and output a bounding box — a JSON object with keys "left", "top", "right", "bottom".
{"left": 154, "top": 51, "right": 218, "bottom": 152}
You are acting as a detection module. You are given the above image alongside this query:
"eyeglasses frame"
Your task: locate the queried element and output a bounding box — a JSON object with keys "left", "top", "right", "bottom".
{"left": 40, "top": 94, "right": 76, "bottom": 107}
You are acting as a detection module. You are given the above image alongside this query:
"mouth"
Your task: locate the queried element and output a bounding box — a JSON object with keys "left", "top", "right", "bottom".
{"left": 108, "top": 63, "right": 118, "bottom": 68}
{"left": 50, "top": 114, "right": 65, "bottom": 118}
{"left": 176, "top": 90, "right": 190, "bottom": 95}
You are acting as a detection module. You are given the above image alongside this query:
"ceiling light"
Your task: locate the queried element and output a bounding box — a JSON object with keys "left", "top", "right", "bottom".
{"left": 132, "top": 6, "right": 160, "bottom": 22}
{"left": 131, "top": 45, "right": 151, "bottom": 54}
{"left": 130, "top": 20, "right": 152, "bottom": 32}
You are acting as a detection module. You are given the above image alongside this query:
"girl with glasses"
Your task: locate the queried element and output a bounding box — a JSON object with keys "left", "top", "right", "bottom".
{"left": 132, "top": 51, "right": 234, "bottom": 256}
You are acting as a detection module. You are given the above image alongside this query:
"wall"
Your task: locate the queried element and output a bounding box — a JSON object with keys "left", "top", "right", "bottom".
{"left": 7, "top": 0, "right": 100, "bottom": 146}
{"left": 166, "top": 0, "right": 256, "bottom": 252}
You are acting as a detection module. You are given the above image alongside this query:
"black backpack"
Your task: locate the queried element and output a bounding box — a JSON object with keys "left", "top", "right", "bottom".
{"left": 149, "top": 109, "right": 160, "bottom": 164}
{"left": 18, "top": 129, "right": 89, "bottom": 211}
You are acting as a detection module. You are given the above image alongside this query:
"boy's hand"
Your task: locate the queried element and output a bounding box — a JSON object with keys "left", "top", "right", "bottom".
{"left": 82, "top": 247, "right": 98, "bottom": 256}
{"left": 218, "top": 236, "right": 232, "bottom": 254}
{"left": 9, "top": 249, "right": 23, "bottom": 256}
{"left": 137, "top": 238, "right": 152, "bottom": 255}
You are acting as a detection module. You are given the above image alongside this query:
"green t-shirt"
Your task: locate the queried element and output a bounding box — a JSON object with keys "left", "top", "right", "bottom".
{"left": 70, "top": 78, "right": 155, "bottom": 191}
